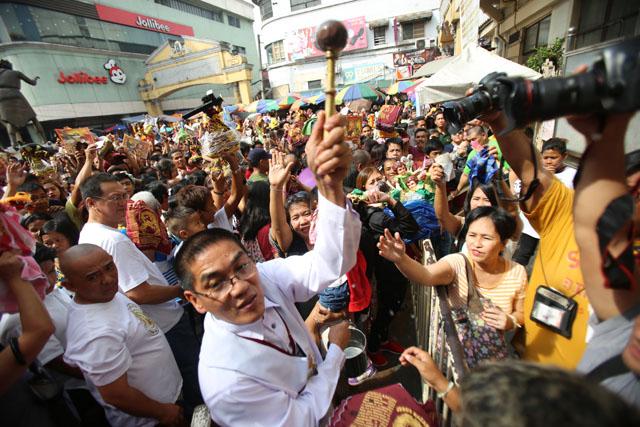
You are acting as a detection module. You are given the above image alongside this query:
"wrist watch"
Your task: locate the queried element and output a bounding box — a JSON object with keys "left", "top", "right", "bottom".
{"left": 436, "top": 381, "right": 455, "bottom": 399}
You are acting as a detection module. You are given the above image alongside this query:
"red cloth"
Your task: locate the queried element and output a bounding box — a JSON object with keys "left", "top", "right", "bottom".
{"left": 256, "top": 223, "right": 274, "bottom": 261}
{"left": 347, "top": 250, "right": 372, "bottom": 313}
{"left": 329, "top": 383, "right": 438, "bottom": 426}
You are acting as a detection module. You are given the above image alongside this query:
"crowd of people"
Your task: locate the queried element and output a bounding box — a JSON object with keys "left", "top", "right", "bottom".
{"left": 0, "top": 87, "right": 639, "bottom": 427}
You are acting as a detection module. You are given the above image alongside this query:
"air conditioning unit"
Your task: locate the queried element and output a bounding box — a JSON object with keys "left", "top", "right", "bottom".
{"left": 416, "top": 39, "right": 426, "bottom": 50}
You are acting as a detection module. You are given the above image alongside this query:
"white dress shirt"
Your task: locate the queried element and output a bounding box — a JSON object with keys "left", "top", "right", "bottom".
{"left": 198, "top": 193, "right": 361, "bottom": 427}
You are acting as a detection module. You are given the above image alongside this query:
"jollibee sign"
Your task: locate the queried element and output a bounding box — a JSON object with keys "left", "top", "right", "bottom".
{"left": 57, "top": 59, "right": 127, "bottom": 85}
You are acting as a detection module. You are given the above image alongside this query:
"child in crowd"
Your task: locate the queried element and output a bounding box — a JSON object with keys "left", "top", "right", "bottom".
{"left": 541, "top": 137, "right": 576, "bottom": 188}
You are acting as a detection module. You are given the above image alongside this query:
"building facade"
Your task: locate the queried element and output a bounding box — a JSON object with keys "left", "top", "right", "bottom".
{"left": 0, "top": 0, "right": 259, "bottom": 140}
{"left": 253, "top": 0, "right": 441, "bottom": 97}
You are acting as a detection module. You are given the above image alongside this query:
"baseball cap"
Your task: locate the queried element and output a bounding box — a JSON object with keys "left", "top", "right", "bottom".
{"left": 248, "top": 148, "right": 271, "bottom": 167}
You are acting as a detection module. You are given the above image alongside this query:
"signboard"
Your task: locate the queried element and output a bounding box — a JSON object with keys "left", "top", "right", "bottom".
{"left": 393, "top": 49, "right": 439, "bottom": 70}
{"left": 285, "top": 16, "right": 367, "bottom": 61}
{"left": 152, "top": 56, "right": 221, "bottom": 87}
{"left": 342, "top": 63, "right": 385, "bottom": 84}
{"left": 96, "top": 4, "right": 194, "bottom": 37}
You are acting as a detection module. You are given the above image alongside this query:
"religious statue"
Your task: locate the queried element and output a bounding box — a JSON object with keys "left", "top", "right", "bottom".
{"left": 0, "top": 59, "right": 45, "bottom": 146}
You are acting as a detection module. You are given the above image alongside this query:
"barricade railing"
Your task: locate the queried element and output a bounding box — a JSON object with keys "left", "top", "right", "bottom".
{"left": 411, "top": 239, "right": 467, "bottom": 427}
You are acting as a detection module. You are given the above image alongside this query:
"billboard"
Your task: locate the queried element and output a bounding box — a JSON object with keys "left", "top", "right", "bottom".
{"left": 285, "top": 17, "right": 368, "bottom": 61}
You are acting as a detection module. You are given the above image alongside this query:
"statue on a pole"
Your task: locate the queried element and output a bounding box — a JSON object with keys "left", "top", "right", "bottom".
{"left": 0, "top": 59, "right": 45, "bottom": 146}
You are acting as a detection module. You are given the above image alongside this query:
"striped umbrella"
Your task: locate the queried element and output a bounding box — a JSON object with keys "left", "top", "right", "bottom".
{"left": 400, "top": 78, "right": 426, "bottom": 94}
{"left": 245, "top": 99, "right": 279, "bottom": 113}
{"left": 335, "top": 84, "right": 383, "bottom": 104}
{"left": 290, "top": 98, "right": 311, "bottom": 111}
{"left": 386, "top": 81, "right": 414, "bottom": 95}
{"left": 306, "top": 93, "right": 326, "bottom": 105}
{"left": 277, "top": 95, "right": 300, "bottom": 108}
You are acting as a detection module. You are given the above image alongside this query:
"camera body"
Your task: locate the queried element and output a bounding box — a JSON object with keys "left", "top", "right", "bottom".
{"left": 441, "top": 36, "right": 640, "bottom": 134}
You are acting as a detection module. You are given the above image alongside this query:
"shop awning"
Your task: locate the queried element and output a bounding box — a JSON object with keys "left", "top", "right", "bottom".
{"left": 412, "top": 56, "right": 455, "bottom": 78}
{"left": 396, "top": 11, "right": 432, "bottom": 23}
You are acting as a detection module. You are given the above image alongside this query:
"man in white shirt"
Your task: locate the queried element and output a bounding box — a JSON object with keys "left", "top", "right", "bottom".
{"left": 60, "top": 244, "right": 184, "bottom": 427}
{"left": 175, "top": 112, "right": 361, "bottom": 426}
{"left": 78, "top": 173, "right": 202, "bottom": 413}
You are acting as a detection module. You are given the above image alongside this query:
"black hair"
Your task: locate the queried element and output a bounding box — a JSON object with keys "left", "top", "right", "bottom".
{"left": 385, "top": 138, "right": 403, "bottom": 151}
{"left": 34, "top": 243, "right": 56, "bottom": 264}
{"left": 424, "top": 138, "right": 445, "bottom": 156}
{"left": 463, "top": 181, "right": 500, "bottom": 214}
{"left": 113, "top": 171, "right": 133, "bottom": 184}
{"left": 175, "top": 228, "right": 246, "bottom": 291}
{"left": 465, "top": 206, "right": 516, "bottom": 242}
{"left": 285, "top": 191, "right": 311, "bottom": 213}
{"left": 21, "top": 212, "right": 52, "bottom": 229}
{"left": 41, "top": 213, "right": 80, "bottom": 245}
{"left": 165, "top": 205, "right": 198, "bottom": 236}
{"left": 80, "top": 172, "right": 117, "bottom": 200}
{"left": 238, "top": 181, "right": 271, "bottom": 241}
{"left": 17, "top": 181, "right": 45, "bottom": 194}
{"left": 414, "top": 127, "right": 428, "bottom": 136}
{"left": 369, "top": 143, "right": 387, "bottom": 167}
{"left": 145, "top": 181, "right": 168, "bottom": 206}
{"left": 156, "top": 158, "right": 174, "bottom": 178}
{"left": 541, "top": 137, "right": 568, "bottom": 155}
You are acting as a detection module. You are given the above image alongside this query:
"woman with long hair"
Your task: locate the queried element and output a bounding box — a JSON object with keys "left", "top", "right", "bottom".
{"left": 238, "top": 181, "right": 274, "bottom": 262}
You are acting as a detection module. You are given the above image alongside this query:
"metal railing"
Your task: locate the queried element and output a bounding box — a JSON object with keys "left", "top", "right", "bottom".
{"left": 411, "top": 239, "right": 468, "bottom": 427}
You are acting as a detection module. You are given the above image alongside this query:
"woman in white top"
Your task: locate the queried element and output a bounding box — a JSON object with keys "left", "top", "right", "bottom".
{"left": 378, "top": 206, "right": 527, "bottom": 332}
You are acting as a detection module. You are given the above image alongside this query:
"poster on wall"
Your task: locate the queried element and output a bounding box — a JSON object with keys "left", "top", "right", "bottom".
{"left": 286, "top": 16, "right": 368, "bottom": 61}
{"left": 392, "top": 48, "right": 440, "bottom": 75}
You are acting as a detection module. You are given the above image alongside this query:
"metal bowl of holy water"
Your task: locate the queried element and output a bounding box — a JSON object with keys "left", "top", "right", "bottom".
{"left": 321, "top": 323, "right": 369, "bottom": 378}
{"left": 343, "top": 325, "right": 368, "bottom": 378}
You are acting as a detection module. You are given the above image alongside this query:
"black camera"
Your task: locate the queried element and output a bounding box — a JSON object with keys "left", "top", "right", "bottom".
{"left": 441, "top": 36, "right": 640, "bottom": 134}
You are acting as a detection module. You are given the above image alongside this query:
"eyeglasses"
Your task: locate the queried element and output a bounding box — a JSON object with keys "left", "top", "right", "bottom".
{"left": 192, "top": 260, "right": 257, "bottom": 300}
{"left": 93, "top": 193, "right": 129, "bottom": 202}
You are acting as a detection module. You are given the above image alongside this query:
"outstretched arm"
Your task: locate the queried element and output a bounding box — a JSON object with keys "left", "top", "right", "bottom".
{"left": 17, "top": 72, "right": 39, "bottom": 86}
{"left": 571, "top": 112, "right": 640, "bottom": 321}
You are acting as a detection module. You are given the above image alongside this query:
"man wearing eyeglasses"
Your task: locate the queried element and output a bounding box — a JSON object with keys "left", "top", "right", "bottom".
{"left": 78, "top": 172, "right": 203, "bottom": 415}
{"left": 176, "top": 112, "right": 361, "bottom": 427}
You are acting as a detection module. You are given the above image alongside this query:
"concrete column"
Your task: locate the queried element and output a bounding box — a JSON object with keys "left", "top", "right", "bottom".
{"left": 238, "top": 80, "right": 252, "bottom": 104}
{"left": 144, "top": 99, "right": 164, "bottom": 116}
{"left": 233, "top": 83, "right": 241, "bottom": 103}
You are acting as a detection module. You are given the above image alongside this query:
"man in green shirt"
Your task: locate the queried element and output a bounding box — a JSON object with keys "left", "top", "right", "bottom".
{"left": 247, "top": 148, "right": 271, "bottom": 183}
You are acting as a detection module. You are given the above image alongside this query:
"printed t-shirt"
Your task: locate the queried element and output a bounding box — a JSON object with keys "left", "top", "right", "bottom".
{"left": 522, "top": 178, "right": 589, "bottom": 369}
{"left": 64, "top": 293, "right": 182, "bottom": 427}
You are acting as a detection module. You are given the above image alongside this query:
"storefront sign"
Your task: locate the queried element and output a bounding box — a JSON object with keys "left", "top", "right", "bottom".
{"left": 104, "top": 59, "right": 127, "bottom": 84}
{"left": 57, "top": 71, "right": 108, "bottom": 84}
{"left": 286, "top": 16, "right": 367, "bottom": 61}
{"left": 342, "top": 63, "right": 385, "bottom": 84}
{"left": 95, "top": 4, "right": 194, "bottom": 37}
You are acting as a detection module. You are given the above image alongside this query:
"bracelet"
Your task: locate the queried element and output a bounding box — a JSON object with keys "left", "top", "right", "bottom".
{"left": 270, "top": 186, "right": 285, "bottom": 193}
{"left": 213, "top": 190, "right": 225, "bottom": 196}
{"left": 437, "top": 381, "right": 455, "bottom": 399}
{"left": 9, "top": 336, "right": 26, "bottom": 365}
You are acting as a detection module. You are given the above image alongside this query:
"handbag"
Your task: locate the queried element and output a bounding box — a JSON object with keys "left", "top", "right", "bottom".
{"left": 530, "top": 285, "right": 578, "bottom": 338}
{"left": 449, "top": 254, "right": 510, "bottom": 369}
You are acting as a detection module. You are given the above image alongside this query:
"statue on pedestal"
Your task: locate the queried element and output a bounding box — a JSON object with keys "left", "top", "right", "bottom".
{"left": 0, "top": 59, "right": 45, "bottom": 146}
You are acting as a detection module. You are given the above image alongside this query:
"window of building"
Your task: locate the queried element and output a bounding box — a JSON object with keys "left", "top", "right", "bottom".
{"left": 373, "top": 26, "right": 386, "bottom": 46}
{"left": 401, "top": 20, "right": 425, "bottom": 41}
{"left": 266, "top": 40, "right": 286, "bottom": 65}
{"left": 1, "top": 3, "right": 178, "bottom": 55}
{"left": 260, "top": 0, "right": 273, "bottom": 20}
{"left": 307, "top": 79, "right": 322, "bottom": 90}
{"left": 290, "top": 0, "right": 321, "bottom": 12}
{"left": 575, "top": 0, "right": 639, "bottom": 49}
{"left": 227, "top": 14, "right": 240, "bottom": 28}
{"left": 232, "top": 45, "right": 246, "bottom": 55}
{"left": 155, "top": 0, "right": 223, "bottom": 22}
{"left": 522, "top": 15, "right": 550, "bottom": 57}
